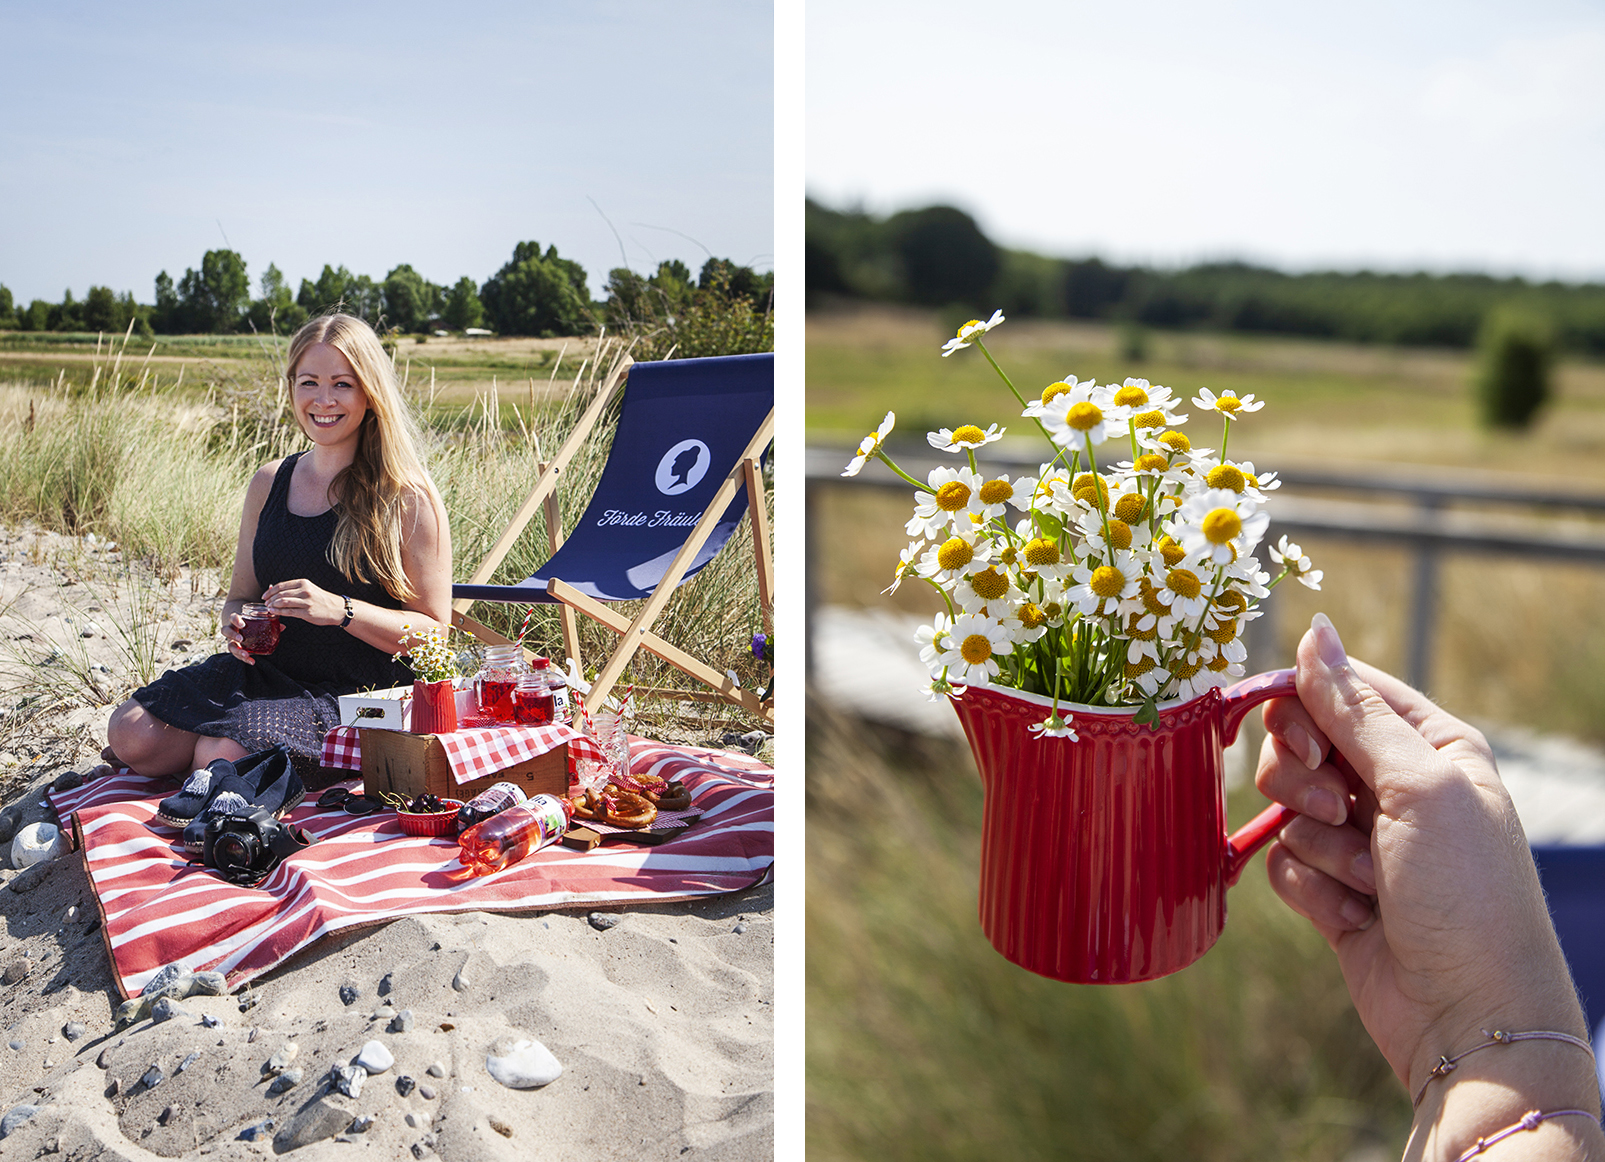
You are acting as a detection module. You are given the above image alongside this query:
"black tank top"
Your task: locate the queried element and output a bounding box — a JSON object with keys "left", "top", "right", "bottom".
{"left": 251, "top": 453, "right": 413, "bottom": 690}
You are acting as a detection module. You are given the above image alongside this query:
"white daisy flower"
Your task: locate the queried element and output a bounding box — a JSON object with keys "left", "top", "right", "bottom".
{"left": 940, "top": 309, "right": 1005, "bottom": 356}
{"left": 928, "top": 422, "right": 1005, "bottom": 453}
{"left": 1269, "top": 535, "right": 1323, "bottom": 590}
{"left": 1153, "top": 560, "right": 1214, "bottom": 619}
{"left": 1191, "top": 386, "right": 1265, "bottom": 417}
{"left": 1040, "top": 381, "right": 1129, "bottom": 453}
{"left": 936, "top": 612, "right": 1015, "bottom": 685}
{"left": 955, "top": 564, "right": 1023, "bottom": 615}
{"left": 1175, "top": 488, "right": 1270, "bottom": 566}
{"left": 1027, "top": 713, "right": 1079, "bottom": 740}
{"left": 1013, "top": 533, "right": 1074, "bottom": 583}
{"left": 1066, "top": 550, "right": 1141, "bottom": 617}
{"left": 969, "top": 474, "right": 1033, "bottom": 522}
{"left": 883, "top": 540, "right": 926, "bottom": 595}
{"left": 1003, "top": 598, "right": 1053, "bottom": 642}
{"left": 923, "top": 673, "right": 967, "bottom": 701}
{"left": 1108, "top": 378, "right": 1181, "bottom": 411}
{"left": 842, "top": 411, "right": 896, "bottom": 477}
{"left": 915, "top": 529, "right": 996, "bottom": 584}
{"left": 915, "top": 612, "right": 954, "bottom": 672}
{"left": 1022, "top": 375, "right": 1093, "bottom": 418}
{"left": 906, "top": 465, "right": 986, "bottom": 538}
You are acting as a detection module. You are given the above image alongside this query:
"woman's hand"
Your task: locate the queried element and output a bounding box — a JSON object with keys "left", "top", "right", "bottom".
{"left": 1255, "top": 614, "right": 1588, "bottom": 1103}
{"left": 224, "top": 611, "right": 255, "bottom": 665}
{"left": 262, "top": 579, "right": 345, "bottom": 627}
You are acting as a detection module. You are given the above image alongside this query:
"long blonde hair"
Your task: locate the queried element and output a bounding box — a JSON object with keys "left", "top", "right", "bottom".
{"left": 285, "top": 314, "right": 439, "bottom": 601}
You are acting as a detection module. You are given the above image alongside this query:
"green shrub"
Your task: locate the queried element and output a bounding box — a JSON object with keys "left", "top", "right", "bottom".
{"left": 1474, "top": 309, "right": 1553, "bottom": 429}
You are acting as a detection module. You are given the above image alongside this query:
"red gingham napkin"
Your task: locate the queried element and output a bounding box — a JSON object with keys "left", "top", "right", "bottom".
{"left": 321, "top": 724, "right": 605, "bottom": 787}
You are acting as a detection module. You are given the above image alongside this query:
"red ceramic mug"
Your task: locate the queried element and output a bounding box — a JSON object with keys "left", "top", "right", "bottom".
{"left": 948, "top": 669, "right": 1300, "bottom": 984}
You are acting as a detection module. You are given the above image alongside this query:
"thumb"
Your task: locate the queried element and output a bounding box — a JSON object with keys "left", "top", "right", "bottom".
{"left": 1295, "top": 613, "right": 1454, "bottom": 808}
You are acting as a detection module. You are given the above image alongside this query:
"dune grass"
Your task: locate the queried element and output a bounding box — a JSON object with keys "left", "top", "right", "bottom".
{"left": 0, "top": 332, "right": 771, "bottom": 724}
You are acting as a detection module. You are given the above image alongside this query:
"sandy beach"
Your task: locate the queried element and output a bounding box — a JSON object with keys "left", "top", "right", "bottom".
{"left": 0, "top": 526, "right": 774, "bottom": 1159}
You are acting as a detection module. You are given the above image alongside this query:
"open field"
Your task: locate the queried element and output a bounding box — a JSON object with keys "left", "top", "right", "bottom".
{"left": 808, "top": 304, "right": 1605, "bottom": 480}
{"left": 0, "top": 332, "right": 605, "bottom": 408}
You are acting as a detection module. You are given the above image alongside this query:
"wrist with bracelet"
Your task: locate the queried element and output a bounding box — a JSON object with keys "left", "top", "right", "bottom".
{"left": 340, "top": 595, "right": 354, "bottom": 629}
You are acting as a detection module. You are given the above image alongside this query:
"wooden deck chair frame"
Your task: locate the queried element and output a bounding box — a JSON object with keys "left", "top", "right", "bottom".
{"left": 451, "top": 357, "right": 774, "bottom": 723}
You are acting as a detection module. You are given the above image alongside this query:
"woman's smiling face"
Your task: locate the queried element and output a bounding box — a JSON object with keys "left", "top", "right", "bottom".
{"left": 292, "top": 342, "right": 368, "bottom": 448}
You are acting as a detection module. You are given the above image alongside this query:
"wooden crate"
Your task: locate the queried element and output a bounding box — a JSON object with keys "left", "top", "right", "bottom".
{"left": 359, "top": 729, "right": 567, "bottom": 803}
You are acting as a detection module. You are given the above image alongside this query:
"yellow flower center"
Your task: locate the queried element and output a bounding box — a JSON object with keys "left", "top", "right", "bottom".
{"left": 1215, "top": 589, "right": 1248, "bottom": 613}
{"left": 1023, "top": 537, "right": 1061, "bottom": 567}
{"left": 1208, "top": 618, "right": 1238, "bottom": 644}
{"left": 1072, "top": 473, "right": 1109, "bottom": 508}
{"left": 958, "top": 319, "right": 982, "bottom": 336}
{"left": 1167, "top": 568, "right": 1202, "bottom": 599}
{"left": 1170, "top": 658, "right": 1202, "bottom": 679}
{"left": 937, "top": 537, "right": 974, "bottom": 571}
{"left": 1205, "top": 464, "right": 1247, "bottom": 493}
{"left": 1157, "top": 535, "right": 1186, "bottom": 567}
{"left": 1018, "top": 603, "right": 1047, "bottom": 629}
{"left": 1134, "top": 453, "right": 1169, "bottom": 473}
{"left": 1158, "top": 431, "right": 1191, "bottom": 454}
{"left": 1113, "top": 385, "right": 1149, "bottom": 407}
{"left": 1207, "top": 656, "right": 1232, "bottom": 672}
{"left": 1132, "top": 409, "right": 1165, "bottom": 430}
{"left": 951, "top": 424, "right": 986, "bottom": 445}
{"left": 1066, "top": 401, "right": 1103, "bottom": 431}
{"left": 1125, "top": 614, "right": 1158, "bottom": 641}
{"left": 979, "top": 479, "right": 1014, "bottom": 505}
{"left": 1246, "top": 472, "right": 1260, "bottom": 487}
{"left": 1139, "top": 578, "right": 1167, "bottom": 616}
{"left": 960, "top": 634, "right": 993, "bottom": 665}
{"left": 1104, "top": 519, "right": 1132, "bottom": 551}
{"left": 1202, "top": 508, "right": 1242, "bottom": 544}
{"left": 935, "top": 481, "right": 972, "bottom": 511}
{"left": 1124, "top": 657, "right": 1156, "bottom": 677}
{"left": 1090, "top": 565, "right": 1126, "bottom": 598}
{"left": 999, "top": 545, "right": 1018, "bottom": 565}
{"left": 1041, "top": 381, "right": 1073, "bottom": 406}
{"left": 1043, "top": 601, "right": 1063, "bottom": 619}
{"left": 970, "top": 567, "right": 1009, "bottom": 601}
{"left": 1113, "top": 494, "right": 1147, "bottom": 523}
{"left": 1212, "top": 393, "right": 1243, "bottom": 414}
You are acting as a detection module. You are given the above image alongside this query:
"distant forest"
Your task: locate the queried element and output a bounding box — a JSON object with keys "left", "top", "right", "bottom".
{"left": 0, "top": 243, "right": 774, "bottom": 351}
{"left": 807, "top": 199, "right": 1605, "bottom": 354}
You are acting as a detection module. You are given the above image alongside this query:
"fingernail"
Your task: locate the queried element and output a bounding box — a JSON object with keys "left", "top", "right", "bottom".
{"left": 1351, "top": 849, "right": 1376, "bottom": 893}
{"left": 1283, "top": 721, "right": 1323, "bottom": 771}
{"left": 1311, "top": 612, "right": 1348, "bottom": 668}
{"left": 1302, "top": 787, "right": 1347, "bottom": 827}
{"left": 1340, "top": 896, "right": 1376, "bottom": 931}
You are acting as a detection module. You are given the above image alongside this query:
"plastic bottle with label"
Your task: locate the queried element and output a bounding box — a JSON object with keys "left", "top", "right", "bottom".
{"left": 457, "top": 794, "right": 574, "bottom": 875}
{"left": 455, "top": 781, "right": 529, "bottom": 833}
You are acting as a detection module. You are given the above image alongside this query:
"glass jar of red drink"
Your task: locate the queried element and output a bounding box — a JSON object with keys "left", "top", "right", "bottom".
{"left": 238, "top": 602, "right": 282, "bottom": 656}
{"left": 512, "top": 672, "right": 556, "bottom": 726}
{"left": 472, "top": 645, "right": 528, "bottom": 723}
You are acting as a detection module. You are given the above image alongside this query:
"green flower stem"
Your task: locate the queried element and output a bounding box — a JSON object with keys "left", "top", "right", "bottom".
{"left": 1085, "top": 442, "right": 1117, "bottom": 551}
{"left": 974, "top": 339, "right": 1056, "bottom": 443}
{"left": 1220, "top": 414, "right": 1232, "bottom": 461}
{"left": 1266, "top": 566, "right": 1293, "bottom": 591}
{"left": 876, "top": 451, "right": 928, "bottom": 490}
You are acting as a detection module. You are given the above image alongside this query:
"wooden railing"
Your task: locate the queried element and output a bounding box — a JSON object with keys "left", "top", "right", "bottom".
{"left": 805, "top": 446, "right": 1605, "bottom": 691}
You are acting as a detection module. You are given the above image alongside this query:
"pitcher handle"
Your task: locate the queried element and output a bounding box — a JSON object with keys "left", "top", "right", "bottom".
{"left": 1220, "top": 668, "right": 1299, "bottom": 885}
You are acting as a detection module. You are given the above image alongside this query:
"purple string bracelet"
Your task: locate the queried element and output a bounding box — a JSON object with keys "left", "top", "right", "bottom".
{"left": 1413, "top": 1028, "right": 1598, "bottom": 1109}
{"left": 1452, "top": 1108, "right": 1600, "bottom": 1162}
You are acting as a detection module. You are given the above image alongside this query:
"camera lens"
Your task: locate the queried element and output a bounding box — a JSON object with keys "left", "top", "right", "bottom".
{"left": 215, "top": 831, "right": 260, "bottom": 869}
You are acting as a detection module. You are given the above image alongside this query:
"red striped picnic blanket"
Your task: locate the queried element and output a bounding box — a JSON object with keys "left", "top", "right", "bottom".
{"left": 48, "top": 739, "right": 773, "bottom": 999}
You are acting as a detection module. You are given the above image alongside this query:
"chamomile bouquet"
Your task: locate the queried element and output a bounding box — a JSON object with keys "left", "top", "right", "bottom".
{"left": 843, "top": 310, "right": 1322, "bottom": 738}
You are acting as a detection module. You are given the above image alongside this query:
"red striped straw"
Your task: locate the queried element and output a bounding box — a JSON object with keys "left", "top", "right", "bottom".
{"left": 517, "top": 604, "right": 535, "bottom": 642}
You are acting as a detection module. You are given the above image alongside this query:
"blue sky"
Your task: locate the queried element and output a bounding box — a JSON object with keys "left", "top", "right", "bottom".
{"left": 0, "top": 0, "right": 773, "bottom": 305}
{"left": 808, "top": 0, "right": 1605, "bottom": 281}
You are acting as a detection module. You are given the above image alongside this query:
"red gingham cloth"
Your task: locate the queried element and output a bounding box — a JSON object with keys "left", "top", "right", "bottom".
{"left": 320, "top": 723, "right": 605, "bottom": 786}
{"left": 47, "top": 740, "right": 772, "bottom": 999}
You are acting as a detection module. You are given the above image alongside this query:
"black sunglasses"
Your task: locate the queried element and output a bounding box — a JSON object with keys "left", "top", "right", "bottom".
{"left": 316, "top": 787, "right": 387, "bottom": 816}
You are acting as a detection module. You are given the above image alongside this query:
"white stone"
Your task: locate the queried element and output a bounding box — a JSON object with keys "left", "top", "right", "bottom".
{"left": 354, "top": 1040, "right": 393, "bottom": 1074}
{"left": 484, "top": 1038, "right": 562, "bottom": 1089}
{"left": 12, "top": 823, "right": 67, "bottom": 869}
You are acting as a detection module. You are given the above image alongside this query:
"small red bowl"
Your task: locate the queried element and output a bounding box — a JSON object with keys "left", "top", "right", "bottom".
{"left": 396, "top": 799, "right": 463, "bottom": 837}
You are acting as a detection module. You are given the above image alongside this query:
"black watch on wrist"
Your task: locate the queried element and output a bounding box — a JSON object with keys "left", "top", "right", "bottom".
{"left": 340, "top": 596, "right": 354, "bottom": 629}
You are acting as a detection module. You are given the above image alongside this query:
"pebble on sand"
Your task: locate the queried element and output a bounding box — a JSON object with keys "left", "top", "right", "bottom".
{"left": 484, "top": 1038, "right": 563, "bottom": 1089}
{"left": 355, "top": 1040, "right": 394, "bottom": 1074}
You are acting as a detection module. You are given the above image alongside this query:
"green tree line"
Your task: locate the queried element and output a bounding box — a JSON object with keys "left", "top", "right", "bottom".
{"left": 807, "top": 198, "right": 1605, "bottom": 354}
{"left": 0, "top": 242, "right": 773, "bottom": 353}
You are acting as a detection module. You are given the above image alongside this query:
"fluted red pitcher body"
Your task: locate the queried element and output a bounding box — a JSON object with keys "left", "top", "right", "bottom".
{"left": 949, "top": 669, "right": 1298, "bottom": 984}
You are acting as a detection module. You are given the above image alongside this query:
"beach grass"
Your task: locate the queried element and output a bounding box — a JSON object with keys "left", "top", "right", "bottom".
{"left": 0, "top": 331, "right": 771, "bottom": 727}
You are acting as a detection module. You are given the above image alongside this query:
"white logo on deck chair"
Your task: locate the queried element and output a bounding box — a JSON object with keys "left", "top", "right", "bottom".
{"left": 654, "top": 440, "right": 711, "bottom": 496}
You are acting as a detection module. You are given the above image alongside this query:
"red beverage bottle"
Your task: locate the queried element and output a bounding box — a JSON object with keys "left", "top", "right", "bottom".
{"left": 458, "top": 794, "right": 572, "bottom": 875}
{"left": 455, "top": 781, "right": 528, "bottom": 833}
{"left": 239, "top": 603, "right": 281, "bottom": 656}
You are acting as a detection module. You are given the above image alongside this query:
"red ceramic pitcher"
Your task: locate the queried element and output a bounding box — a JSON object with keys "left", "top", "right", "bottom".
{"left": 949, "top": 669, "right": 1299, "bottom": 984}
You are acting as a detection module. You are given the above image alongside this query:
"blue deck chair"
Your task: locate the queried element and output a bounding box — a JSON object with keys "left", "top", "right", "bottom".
{"left": 451, "top": 352, "right": 774, "bottom": 720}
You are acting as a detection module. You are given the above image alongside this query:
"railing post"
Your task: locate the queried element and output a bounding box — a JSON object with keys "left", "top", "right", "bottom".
{"left": 1406, "top": 499, "right": 1443, "bottom": 693}
{"left": 805, "top": 477, "right": 819, "bottom": 680}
